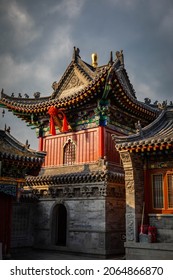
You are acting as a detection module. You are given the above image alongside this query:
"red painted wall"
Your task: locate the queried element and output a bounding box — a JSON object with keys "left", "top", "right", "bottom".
{"left": 105, "top": 128, "right": 121, "bottom": 163}
{"left": 42, "top": 127, "right": 121, "bottom": 167}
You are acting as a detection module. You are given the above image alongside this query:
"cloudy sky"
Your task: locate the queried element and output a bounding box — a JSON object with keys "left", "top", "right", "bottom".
{"left": 0, "top": 0, "right": 173, "bottom": 149}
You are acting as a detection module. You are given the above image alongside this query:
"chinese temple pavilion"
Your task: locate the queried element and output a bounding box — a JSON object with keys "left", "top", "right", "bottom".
{"left": 0, "top": 128, "right": 45, "bottom": 258}
{"left": 0, "top": 47, "right": 160, "bottom": 257}
{"left": 113, "top": 106, "right": 173, "bottom": 259}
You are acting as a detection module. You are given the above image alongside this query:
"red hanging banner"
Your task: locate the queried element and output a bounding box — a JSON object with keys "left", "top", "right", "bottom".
{"left": 62, "top": 113, "right": 68, "bottom": 132}
{"left": 49, "top": 115, "right": 56, "bottom": 135}
{"left": 48, "top": 107, "right": 58, "bottom": 135}
{"left": 48, "top": 106, "right": 69, "bottom": 135}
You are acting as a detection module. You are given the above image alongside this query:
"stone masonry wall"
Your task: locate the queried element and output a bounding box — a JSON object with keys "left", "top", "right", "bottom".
{"left": 149, "top": 214, "right": 173, "bottom": 243}
{"left": 120, "top": 151, "right": 144, "bottom": 242}
{"left": 33, "top": 181, "right": 125, "bottom": 256}
{"left": 11, "top": 202, "right": 36, "bottom": 248}
{"left": 105, "top": 183, "right": 125, "bottom": 255}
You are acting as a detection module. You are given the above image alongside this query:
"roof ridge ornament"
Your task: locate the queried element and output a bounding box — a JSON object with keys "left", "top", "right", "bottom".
{"left": 4, "top": 124, "right": 10, "bottom": 133}
{"left": 25, "top": 139, "right": 30, "bottom": 149}
{"left": 2, "top": 109, "right": 5, "bottom": 118}
{"left": 109, "top": 51, "right": 113, "bottom": 65}
{"left": 72, "top": 46, "right": 80, "bottom": 62}
{"left": 33, "top": 92, "right": 41, "bottom": 99}
{"left": 157, "top": 100, "right": 167, "bottom": 110}
{"left": 115, "top": 50, "right": 124, "bottom": 68}
{"left": 135, "top": 120, "right": 143, "bottom": 137}
{"left": 1, "top": 88, "right": 4, "bottom": 98}
{"left": 91, "top": 53, "right": 98, "bottom": 68}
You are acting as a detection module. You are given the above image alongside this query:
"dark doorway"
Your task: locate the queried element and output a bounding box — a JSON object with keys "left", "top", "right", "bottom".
{"left": 52, "top": 204, "right": 67, "bottom": 246}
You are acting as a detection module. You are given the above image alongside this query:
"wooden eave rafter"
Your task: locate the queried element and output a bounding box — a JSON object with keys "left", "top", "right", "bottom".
{"left": 26, "top": 170, "right": 125, "bottom": 186}
{"left": 118, "top": 142, "right": 173, "bottom": 153}
{"left": 0, "top": 151, "right": 44, "bottom": 166}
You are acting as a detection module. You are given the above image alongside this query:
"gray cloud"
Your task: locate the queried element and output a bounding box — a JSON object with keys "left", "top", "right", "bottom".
{"left": 0, "top": 0, "right": 173, "bottom": 148}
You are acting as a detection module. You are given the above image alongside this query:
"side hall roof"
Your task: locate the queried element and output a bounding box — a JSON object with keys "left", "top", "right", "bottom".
{"left": 113, "top": 106, "right": 173, "bottom": 152}
{"left": 0, "top": 129, "right": 46, "bottom": 171}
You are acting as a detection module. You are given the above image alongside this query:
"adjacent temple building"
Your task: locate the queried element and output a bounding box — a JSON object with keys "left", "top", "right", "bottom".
{"left": 0, "top": 47, "right": 173, "bottom": 259}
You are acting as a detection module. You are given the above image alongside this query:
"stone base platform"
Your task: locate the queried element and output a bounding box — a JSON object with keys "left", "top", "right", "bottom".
{"left": 125, "top": 242, "right": 173, "bottom": 260}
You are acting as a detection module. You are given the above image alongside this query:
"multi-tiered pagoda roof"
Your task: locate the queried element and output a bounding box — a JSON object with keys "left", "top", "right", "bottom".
{"left": 0, "top": 47, "right": 160, "bottom": 133}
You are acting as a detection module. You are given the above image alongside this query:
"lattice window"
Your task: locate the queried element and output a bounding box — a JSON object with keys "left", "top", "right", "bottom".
{"left": 152, "top": 174, "right": 163, "bottom": 209}
{"left": 150, "top": 172, "right": 173, "bottom": 212}
{"left": 168, "top": 174, "right": 173, "bottom": 208}
{"left": 63, "top": 139, "right": 76, "bottom": 165}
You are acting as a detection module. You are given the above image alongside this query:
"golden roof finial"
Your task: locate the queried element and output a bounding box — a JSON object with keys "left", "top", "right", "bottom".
{"left": 91, "top": 53, "right": 98, "bottom": 68}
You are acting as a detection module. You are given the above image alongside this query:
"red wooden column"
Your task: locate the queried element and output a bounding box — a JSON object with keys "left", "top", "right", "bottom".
{"left": 144, "top": 166, "right": 150, "bottom": 224}
{"left": 38, "top": 136, "right": 43, "bottom": 151}
{"left": 98, "top": 126, "right": 105, "bottom": 159}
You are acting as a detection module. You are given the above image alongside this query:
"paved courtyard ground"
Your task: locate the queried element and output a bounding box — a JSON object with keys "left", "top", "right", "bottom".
{"left": 10, "top": 248, "right": 125, "bottom": 260}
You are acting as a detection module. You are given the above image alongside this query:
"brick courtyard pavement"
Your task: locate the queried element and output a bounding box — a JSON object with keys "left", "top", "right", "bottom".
{"left": 10, "top": 248, "right": 125, "bottom": 260}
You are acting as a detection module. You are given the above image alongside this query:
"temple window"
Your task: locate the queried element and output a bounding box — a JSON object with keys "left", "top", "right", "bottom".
{"left": 151, "top": 172, "right": 173, "bottom": 213}
{"left": 168, "top": 174, "right": 173, "bottom": 208}
{"left": 152, "top": 174, "right": 163, "bottom": 209}
{"left": 63, "top": 139, "right": 76, "bottom": 165}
